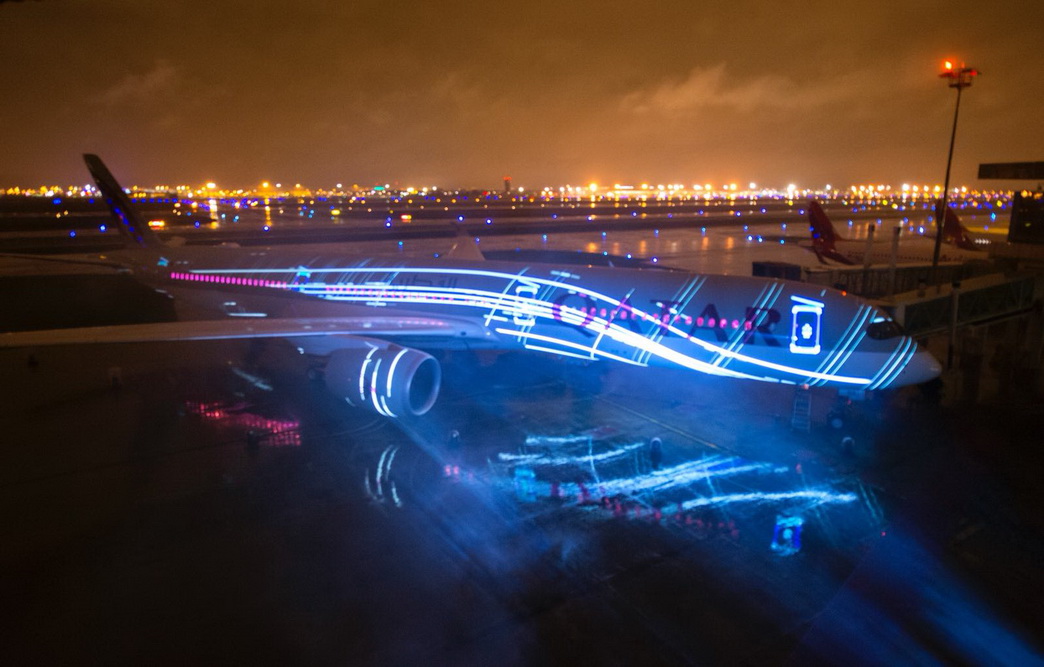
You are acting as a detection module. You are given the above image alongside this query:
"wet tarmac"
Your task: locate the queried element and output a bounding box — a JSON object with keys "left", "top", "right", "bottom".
{"left": 1, "top": 331, "right": 1041, "bottom": 664}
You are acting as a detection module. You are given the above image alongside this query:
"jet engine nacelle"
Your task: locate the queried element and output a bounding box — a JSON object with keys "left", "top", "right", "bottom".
{"left": 323, "top": 341, "right": 441, "bottom": 417}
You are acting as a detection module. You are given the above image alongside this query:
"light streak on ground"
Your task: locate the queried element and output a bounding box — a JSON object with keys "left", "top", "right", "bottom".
{"left": 679, "top": 490, "right": 857, "bottom": 510}
{"left": 490, "top": 449, "right": 849, "bottom": 512}
{"left": 590, "top": 458, "right": 785, "bottom": 496}
{"left": 479, "top": 431, "right": 865, "bottom": 525}
{"left": 524, "top": 434, "right": 604, "bottom": 446}
{"left": 498, "top": 442, "right": 646, "bottom": 466}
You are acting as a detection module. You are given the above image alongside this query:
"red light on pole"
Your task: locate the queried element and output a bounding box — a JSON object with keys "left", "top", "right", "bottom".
{"left": 930, "top": 58, "right": 979, "bottom": 307}
{"left": 939, "top": 61, "right": 980, "bottom": 88}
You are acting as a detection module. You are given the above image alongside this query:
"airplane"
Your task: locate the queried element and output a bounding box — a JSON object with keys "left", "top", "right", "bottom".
{"left": 807, "top": 199, "right": 984, "bottom": 266}
{"left": 0, "top": 156, "right": 942, "bottom": 419}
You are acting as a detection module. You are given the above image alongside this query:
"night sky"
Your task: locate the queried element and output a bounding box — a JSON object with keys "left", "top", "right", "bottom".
{"left": 1, "top": 0, "right": 1041, "bottom": 190}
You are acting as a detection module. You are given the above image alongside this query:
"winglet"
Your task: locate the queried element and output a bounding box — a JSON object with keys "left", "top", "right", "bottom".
{"left": 936, "top": 200, "right": 980, "bottom": 251}
{"left": 807, "top": 199, "right": 855, "bottom": 265}
{"left": 83, "top": 154, "right": 164, "bottom": 249}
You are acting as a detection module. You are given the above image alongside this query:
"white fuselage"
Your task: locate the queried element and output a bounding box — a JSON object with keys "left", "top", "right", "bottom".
{"left": 110, "top": 245, "right": 940, "bottom": 390}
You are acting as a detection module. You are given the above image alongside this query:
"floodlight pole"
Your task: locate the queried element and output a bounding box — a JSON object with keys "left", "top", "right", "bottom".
{"left": 930, "top": 62, "right": 978, "bottom": 287}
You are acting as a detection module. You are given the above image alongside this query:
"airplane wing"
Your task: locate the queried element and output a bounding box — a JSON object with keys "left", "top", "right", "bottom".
{"left": 0, "top": 315, "right": 492, "bottom": 348}
{"left": 0, "top": 252, "right": 132, "bottom": 273}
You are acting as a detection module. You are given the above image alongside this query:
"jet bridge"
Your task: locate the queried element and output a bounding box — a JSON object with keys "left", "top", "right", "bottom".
{"left": 752, "top": 260, "right": 994, "bottom": 299}
{"left": 876, "top": 273, "right": 1038, "bottom": 337}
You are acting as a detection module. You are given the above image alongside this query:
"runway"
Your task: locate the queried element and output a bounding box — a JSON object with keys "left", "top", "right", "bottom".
{"left": 0, "top": 193, "right": 1008, "bottom": 262}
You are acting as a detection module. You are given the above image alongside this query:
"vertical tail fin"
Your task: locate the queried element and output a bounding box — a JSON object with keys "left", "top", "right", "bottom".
{"left": 936, "top": 200, "right": 979, "bottom": 251}
{"left": 83, "top": 154, "right": 164, "bottom": 249}
{"left": 443, "top": 220, "right": 485, "bottom": 261}
{"left": 807, "top": 199, "right": 854, "bottom": 265}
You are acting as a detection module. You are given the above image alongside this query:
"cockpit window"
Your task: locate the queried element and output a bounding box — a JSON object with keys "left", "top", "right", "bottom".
{"left": 867, "top": 318, "right": 904, "bottom": 340}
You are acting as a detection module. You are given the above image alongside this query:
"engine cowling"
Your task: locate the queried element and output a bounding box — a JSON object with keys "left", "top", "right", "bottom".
{"left": 323, "top": 341, "right": 441, "bottom": 417}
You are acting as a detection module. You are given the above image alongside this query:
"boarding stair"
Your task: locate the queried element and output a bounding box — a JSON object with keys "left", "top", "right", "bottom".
{"left": 791, "top": 386, "right": 812, "bottom": 432}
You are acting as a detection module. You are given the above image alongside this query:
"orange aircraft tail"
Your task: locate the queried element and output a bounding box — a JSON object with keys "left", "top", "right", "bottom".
{"left": 936, "top": 200, "right": 980, "bottom": 251}
{"left": 807, "top": 200, "right": 855, "bottom": 265}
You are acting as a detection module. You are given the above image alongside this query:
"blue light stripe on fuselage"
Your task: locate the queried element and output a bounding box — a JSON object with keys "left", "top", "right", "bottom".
{"left": 807, "top": 304, "right": 876, "bottom": 387}
{"left": 867, "top": 337, "right": 917, "bottom": 390}
{"left": 480, "top": 267, "right": 532, "bottom": 329}
{"left": 865, "top": 337, "right": 911, "bottom": 391}
{"left": 177, "top": 265, "right": 874, "bottom": 386}
{"left": 711, "top": 281, "right": 784, "bottom": 370}
{"left": 636, "top": 275, "right": 706, "bottom": 366}
{"left": 493, "top": 327, "right": 760, "bottom": 379}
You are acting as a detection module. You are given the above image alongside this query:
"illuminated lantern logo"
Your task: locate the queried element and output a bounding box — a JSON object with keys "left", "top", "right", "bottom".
{"left": 789, "top": 296, "right": 823, "bottom": 355}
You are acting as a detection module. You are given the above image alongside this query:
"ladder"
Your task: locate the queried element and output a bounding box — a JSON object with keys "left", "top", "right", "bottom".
{"left": 791, "top": 386, "right": 812, "bottom": 432}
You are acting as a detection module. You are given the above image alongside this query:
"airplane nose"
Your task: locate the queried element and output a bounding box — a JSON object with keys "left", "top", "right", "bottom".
{"left": 903, "top": 348, "right": 942, "bottom": 385}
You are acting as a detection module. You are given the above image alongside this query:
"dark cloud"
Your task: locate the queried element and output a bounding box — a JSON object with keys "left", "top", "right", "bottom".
{"left": 90, "top": 61, "right": 181, "bottom": 108}
{"left": 1, "top": 0, "right": 1041, "bottom": 189}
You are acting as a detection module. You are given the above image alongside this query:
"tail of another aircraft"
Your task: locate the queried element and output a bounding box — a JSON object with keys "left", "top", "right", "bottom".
{"left": 807, "top": 199, "right": 855, "bottom": 265}
{"left": 936, "top": 200, "right": 980, "bottom": 251}
{"left": 84, "top": 154, "right": 165, "bottom": 249}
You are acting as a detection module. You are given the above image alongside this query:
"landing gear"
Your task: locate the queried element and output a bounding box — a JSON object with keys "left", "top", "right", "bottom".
{"left": 826, "top": 397, "right": 853, "bottom": 429}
